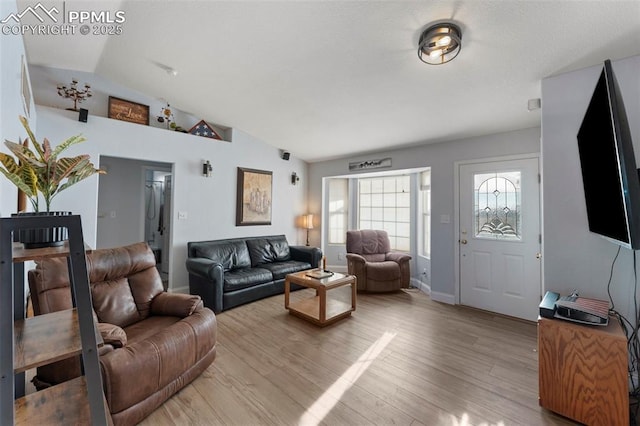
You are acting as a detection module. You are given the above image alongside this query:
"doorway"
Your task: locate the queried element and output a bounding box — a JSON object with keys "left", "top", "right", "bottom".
{"left": 456, "top": 155, "right": 541, "bottom": 321}
{"left": 97, "top": 156, "right": 173, "bottom": 289}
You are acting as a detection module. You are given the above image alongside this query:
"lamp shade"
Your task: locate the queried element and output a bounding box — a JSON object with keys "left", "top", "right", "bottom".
{"left": 302, "top": 214, "right": 314, "bottom": 230}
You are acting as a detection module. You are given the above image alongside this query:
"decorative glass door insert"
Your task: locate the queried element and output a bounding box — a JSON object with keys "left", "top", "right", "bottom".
{"left": 474, "top": 171, "right": 521, "bottom": 240}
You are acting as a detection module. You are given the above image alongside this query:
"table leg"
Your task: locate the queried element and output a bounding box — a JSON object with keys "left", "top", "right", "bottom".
{"left": 319, "top": 286, "right": 326, "bottom": 323}
{"left": 351, "top": 277, "right": 357, "bottom": 311}
{"left": 284, "top": 278, "right": 290, "bottom": 309}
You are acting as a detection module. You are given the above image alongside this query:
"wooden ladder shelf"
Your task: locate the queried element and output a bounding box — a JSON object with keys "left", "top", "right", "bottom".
{"left": 0, "top": 215, "right": 110, "bottom": 425}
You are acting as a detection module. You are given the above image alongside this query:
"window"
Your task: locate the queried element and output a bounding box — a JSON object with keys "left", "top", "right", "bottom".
{"left": 328, "top": 178, "right": 348, "bottom": 244}
{"left": 358, "top": 175, "right": 410, "bottom": 251}
{"left": 420, "top": 169, "right": 431, "bottom": 257}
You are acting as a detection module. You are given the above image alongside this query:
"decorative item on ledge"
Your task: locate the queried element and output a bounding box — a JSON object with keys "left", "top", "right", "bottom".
{"left": 57, "top": 78, "right": 92, "bottom": 111}
{"left": 349, "top": 157, "right": 392, "bottom": 171}
{"left": 108, "top": 96, "right": 149, "bottom": 125}
{"left": 157, "top": 103, "right": 174, "bottom": 128}
{"left": 189, "top": 120, "right": 222, "bottom": 140}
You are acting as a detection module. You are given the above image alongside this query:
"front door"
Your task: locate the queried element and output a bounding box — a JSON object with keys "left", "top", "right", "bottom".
{"left": 458, "top": 157, "right": 541, "bottom": 321}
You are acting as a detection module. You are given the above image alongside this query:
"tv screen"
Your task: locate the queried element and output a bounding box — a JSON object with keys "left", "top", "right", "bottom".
{"left": 577, "top": 59, "right": 640, "bottom": 250}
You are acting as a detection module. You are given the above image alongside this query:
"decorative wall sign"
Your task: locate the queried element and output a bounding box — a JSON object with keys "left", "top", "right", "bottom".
{"left": 236, "top": 167, "right": 272, "bottom": 226}
{"left": 108, "top": 96, "right": 149, "bottom": 125}
{"left": 189, "top": 120, "right": 222, "bottom": 140}
{"left": 349, "top": 157, "right": 392, "bottom": 171}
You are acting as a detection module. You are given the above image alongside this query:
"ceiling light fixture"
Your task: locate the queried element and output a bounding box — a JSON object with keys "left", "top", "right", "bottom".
{"left": 418, "top": 22, "right": 462, "bottom": 65}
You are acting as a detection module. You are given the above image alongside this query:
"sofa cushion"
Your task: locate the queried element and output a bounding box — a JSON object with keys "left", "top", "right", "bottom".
{"left": 194, "top": 240, "right": 251, "bottom": 271}
{"left": 260, "top": 260, "right": 312, "bottom": 281}
{"left": 223, "top": 267, "right": 273, "bottom": 291}
{"left": 365, "top": 261, "right": 401, "bottom": 280}
{"left": 267, "top": 236, "right": 291, "bottom": 261}
{"left": 246, "top": 238, "right": 277, "bottom": 266}
{"left": 92, "top": 278, "right": 141, "bottom": 328}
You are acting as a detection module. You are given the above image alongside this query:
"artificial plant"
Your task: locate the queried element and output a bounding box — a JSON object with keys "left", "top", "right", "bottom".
{"left": 0, "top": 115, "right": 105, "bottom": 212}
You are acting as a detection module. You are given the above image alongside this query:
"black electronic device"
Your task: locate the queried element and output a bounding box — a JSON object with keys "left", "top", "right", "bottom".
{"left": 78, "top": 108, "right": 88, "bottom": 122}
{"left": 539, "top": 290, "right": 609, "bottom": 326}
{"left": 577, "top": 59, "right": 640, "bottom": 250}
{"left": 539, "top": 291, "right": 560, "bottom": 318}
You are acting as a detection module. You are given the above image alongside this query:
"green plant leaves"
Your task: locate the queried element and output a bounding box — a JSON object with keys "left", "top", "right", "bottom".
{"left": 0, "top": 115, "right": 105, "bottom": 212}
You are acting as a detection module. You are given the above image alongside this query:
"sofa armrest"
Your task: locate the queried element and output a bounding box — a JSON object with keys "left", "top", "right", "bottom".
{"left": 186, "top": 257, "right": 223, "bottom": 280}
{"left": 98, "top": 322, "right": 127, "bottom": 348}
{"left": 290, "top": 245, "right": 322, "bottom": 268}
{"left": 386, "top": 252, "right": 411, "bottom": 264}
{"left": 151, "top": 292, "right": 203, "bottom": 317}
{"left": 345, "top": 253, "right": 366, "bottom": 265}
{"left": 186, "top": 257, "right": 224, "bottom": 313}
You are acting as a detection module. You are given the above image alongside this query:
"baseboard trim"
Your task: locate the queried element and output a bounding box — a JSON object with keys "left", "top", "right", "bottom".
{"left": 170, "top": 285, "right": 189, "bottom": 294}
{"left": 328, "top": 265, "right": 348, "bottom": 273}
{"left": 430, "top": 291, "right": 455, "bottom": 305}
{"left": 409, "top": 278, "right": 430, "bottom": 295}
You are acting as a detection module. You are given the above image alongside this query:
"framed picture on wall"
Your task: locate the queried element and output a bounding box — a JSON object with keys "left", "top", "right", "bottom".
{"left": 236, "top": 167, "right": 272, "bottom": 226}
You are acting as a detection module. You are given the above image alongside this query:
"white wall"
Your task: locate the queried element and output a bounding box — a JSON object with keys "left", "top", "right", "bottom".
{"left": 35, "top": 105, "right": 309, "bottom": 292}
{"left": 96, "top": 156, "right": 150, "bottom": 249}
{"left": 309, "top": 127, "right": 540, "bottom": 302}
{"left": 542, "top": 55, "right": 640, "bottom": 320}
{"left": 0, "top": 1, "right": 35, "bottom": 218}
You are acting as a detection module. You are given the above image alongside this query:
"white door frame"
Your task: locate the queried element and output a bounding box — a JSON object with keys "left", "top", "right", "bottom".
{"left": 453, "top": 153, "right": 543, "bottom": 305}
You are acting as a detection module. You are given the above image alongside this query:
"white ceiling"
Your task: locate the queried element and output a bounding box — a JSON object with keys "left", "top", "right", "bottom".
{"left": 19, "top": 0, "right": 640, "bottom": 162}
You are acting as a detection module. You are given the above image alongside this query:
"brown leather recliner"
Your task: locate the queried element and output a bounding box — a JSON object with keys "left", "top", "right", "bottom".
{"left": 346, "top": 229, "right": 412, "bottom": 292}
{"left": 28, "top": 242, "right": 217, "bottom": 426}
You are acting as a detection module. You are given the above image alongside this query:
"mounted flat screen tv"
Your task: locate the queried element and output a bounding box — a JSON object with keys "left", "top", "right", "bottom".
{"left": 577, "top": 59, "right": 640, "bottom": 250}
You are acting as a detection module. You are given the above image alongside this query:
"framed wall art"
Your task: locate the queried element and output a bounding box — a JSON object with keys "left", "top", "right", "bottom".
{"left": 236, "top": 167, "right": 272, "bottom": 226}
{"left": 108, "top": 96, "right": 149, "bottom": 125}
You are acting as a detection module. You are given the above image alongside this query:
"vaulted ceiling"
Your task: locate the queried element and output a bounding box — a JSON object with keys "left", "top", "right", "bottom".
{"left": 19, "top": 0, "right": 640, "bottom": 162}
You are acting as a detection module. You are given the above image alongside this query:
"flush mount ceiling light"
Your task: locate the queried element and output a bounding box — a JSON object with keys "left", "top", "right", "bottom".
{"left": 418, "top": 22, "right": 462, "bottom": 65}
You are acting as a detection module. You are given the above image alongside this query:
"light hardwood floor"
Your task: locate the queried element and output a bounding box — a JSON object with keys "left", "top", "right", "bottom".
{"left": 140, "top": 287, "right": 577, "bottom": 425}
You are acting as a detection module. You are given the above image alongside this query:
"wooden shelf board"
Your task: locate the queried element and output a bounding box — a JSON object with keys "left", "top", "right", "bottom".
{"left": 14, "top": 376, "right": 104, "bottom": 425}
{"left": 288, "top": 296, "right": 353, "bottom": 325}
{"left": 14, "top": 309, "right": 103, "bottom": 373}
{"left": 12, "top": 241, "right": 93, "bottom": 262}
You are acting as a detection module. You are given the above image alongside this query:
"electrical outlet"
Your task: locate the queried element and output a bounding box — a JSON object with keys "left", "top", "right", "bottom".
{"left": 178, "top": 211, "right": 188, "bottom": 220}
{"left": 338, "top": 252, "right": 345, "bottom": 261}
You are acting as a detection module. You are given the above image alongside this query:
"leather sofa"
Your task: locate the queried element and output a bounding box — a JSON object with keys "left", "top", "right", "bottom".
{"left": 186, "top": 234, "right": 322, "bottom": 313}
{"left": 28, "top": 242, "right": 217, "bottom": 426}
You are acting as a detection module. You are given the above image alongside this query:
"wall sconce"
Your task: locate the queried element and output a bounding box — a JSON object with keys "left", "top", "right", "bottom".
{"left": 301, "top": 214, "right": 314, "bottom": 246}
{"left": 202, "top": 160, "right": 212, "bottom": 177}
{"left": 291, "top": 172, "right": 300, "bottom": 185}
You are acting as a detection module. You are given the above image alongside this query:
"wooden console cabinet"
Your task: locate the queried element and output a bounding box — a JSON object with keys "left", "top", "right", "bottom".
{"left": 538, "top": 316, "right": 628, "bottom": 425}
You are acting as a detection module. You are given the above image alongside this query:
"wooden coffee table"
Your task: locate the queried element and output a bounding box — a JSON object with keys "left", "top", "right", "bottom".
{"left": 284, "top": 269, "right": 356, "bottom": 326}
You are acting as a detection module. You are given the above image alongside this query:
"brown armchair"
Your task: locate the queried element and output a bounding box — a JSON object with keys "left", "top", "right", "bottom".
{"left": 28, "top": 242, "right": 217, "bottom": 426}
{"left": 346, "top": 229, "right": 412, "bottom": 292}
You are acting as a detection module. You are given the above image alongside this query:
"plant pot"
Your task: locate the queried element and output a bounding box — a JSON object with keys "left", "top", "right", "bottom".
{"left": 12, "top": 211, "right": 72, "bottom": 249}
